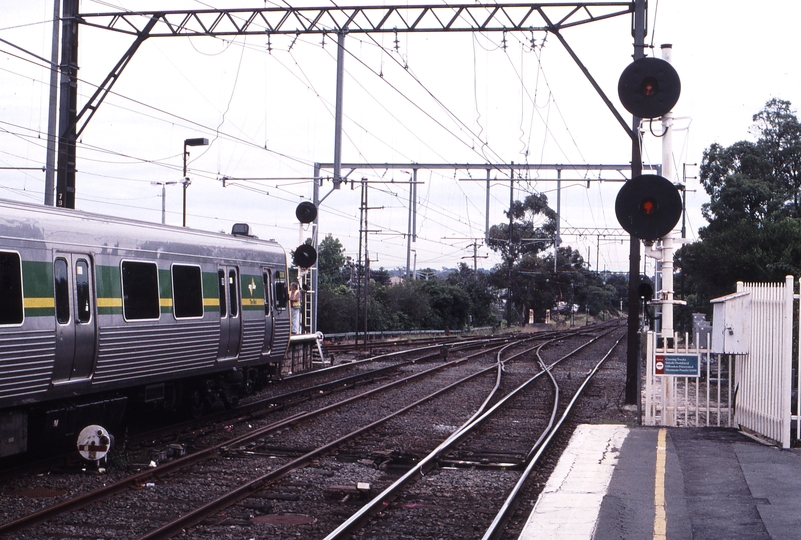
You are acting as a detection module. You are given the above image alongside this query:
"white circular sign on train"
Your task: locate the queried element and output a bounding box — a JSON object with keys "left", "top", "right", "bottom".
{"left": 77, "top": 425, "right": 111, "bottom": 461}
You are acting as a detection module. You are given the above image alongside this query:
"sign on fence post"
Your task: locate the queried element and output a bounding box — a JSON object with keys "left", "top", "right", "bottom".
{"left": 654, "top": 353, "right": 700, "bottom": 376}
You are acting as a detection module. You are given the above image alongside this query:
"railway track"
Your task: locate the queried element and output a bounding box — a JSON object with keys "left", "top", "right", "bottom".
{"left": 0, "top": 322, "right": 626, "bottom": 539}
{"left": 0, "top": 334, "right": 519, "bottom": 537}
{"left": 324, "top": 325, "right": 625, "bottom": 539}
{"left": 0, "top": 335, "right": 511, "bottom": 481}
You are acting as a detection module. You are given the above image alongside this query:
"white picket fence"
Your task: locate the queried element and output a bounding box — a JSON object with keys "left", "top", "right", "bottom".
{"left": 731, "top": 278, "right": 794, "bottom": 448}
{"left": 644, "top": 276, "right": 799, "bottom": 449}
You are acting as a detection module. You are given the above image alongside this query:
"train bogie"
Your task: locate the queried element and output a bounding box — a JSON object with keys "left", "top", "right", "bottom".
{"left": 0, "top": 199, "right": 292, "bottom": 457}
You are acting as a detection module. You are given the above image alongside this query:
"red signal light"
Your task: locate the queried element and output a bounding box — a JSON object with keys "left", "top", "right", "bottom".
{"left": 640, "top": 197, "right": 657, "bottom": 215}
{"left": 640, "top": 76, "right": 658, "bottom": 98}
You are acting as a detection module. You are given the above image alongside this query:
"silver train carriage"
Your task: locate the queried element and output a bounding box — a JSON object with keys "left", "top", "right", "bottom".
{"left": 0, "top": 198, "right": 291, "bottom": 457}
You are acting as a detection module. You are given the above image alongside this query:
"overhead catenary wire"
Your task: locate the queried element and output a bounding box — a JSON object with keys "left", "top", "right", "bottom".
{"left": 0, "top": 4, "right": 654, "bottom": 272}
{"left": 3, "top": 13, "right": 574, "bottom": 184}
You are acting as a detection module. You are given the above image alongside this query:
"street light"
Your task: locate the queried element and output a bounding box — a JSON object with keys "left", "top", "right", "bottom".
{"left": 182, "top": 137, "right": 209, "bottom": 227}
{"left": 151, "top": 181, "right": 178, "bottom": 224}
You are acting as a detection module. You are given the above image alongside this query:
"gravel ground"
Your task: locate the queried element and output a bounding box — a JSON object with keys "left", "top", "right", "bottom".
{"left": 0, "top": 324, "right": 640, "bottom": 539}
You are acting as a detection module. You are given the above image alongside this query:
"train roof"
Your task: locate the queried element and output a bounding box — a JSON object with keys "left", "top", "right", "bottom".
{"left": 0, "top": 198, "right": 286, "bottom": 263}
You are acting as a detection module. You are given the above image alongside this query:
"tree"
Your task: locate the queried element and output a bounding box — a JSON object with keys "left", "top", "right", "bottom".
{"left": 371, "top": 267, "right": 391, "bottom": 287}
{"left": 317, "top": 234, "right": 347, "bottom": 286}
{"left": 486, "top": 193, "right": 557, "bottom": 262}
{"left": 316, "top": 283, "right": 357, "bottom": 333}
{"left": 700, "top": 98, "right": 801, "bottom": 225}
{"left": 446, "top": 263, "right": 498, "bottom": 327}
{"left": 677, "top": 99, "right": 801, "bottom": 323}
{"left": 487, "top": 192, "right": 557, "bottom": 325}
{"left": 421, "top": 279, "right": 472, "bottom": 330}
{"left": 752, "top": 98, "right": 801, "bottom": 217}
{"left": 315, "top": 235, "right": 479, "bottom": 333}
{"left": 378, "top": 281, "right": 430, "bottom": 329}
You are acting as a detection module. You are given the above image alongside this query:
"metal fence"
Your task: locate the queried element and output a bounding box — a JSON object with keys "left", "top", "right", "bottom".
{"left": 644, "top": 276, "right": 798, "bottom": 449}
{"left": 644, "top": 331, "right": 733, "bottom": 429}
{"left": 731, "top": 278, "right": 794, "bottom": 448}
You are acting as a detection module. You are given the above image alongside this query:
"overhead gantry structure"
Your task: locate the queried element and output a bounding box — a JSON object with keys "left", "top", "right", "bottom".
{"left": 54, "top": 1, "right": 637, "bottom": 207}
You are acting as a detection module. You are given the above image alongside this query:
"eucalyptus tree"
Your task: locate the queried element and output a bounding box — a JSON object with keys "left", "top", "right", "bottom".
{"left": 678, "top": 98, "right": 801, "bottom": 321}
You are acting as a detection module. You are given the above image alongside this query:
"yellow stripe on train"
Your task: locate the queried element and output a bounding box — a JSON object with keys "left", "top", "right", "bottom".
{"left": 24, "top": 297, "right": 55, "bottom": 309}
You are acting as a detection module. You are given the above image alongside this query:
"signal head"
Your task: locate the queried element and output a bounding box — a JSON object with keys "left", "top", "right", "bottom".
{"left": 615, "top": 174, "right": 682, "bottom": 241}
{"left": 292, "top": 244, "right": 318, "bottom": 268}
{"left": 295, "top": 201, "right": 318, "bottom": 224}
{"left": 639, "top": 282, "right": 654, "bottom": 301}
{"left": 618, "top": 57, "right": 681, "bottom": 119}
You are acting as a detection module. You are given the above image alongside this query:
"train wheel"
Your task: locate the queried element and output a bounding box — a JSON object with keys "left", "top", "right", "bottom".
{"left": 188, "top": 389, "right": 206, "bottom": 419}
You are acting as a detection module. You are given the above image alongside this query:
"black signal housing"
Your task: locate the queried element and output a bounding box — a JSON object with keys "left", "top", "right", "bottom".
{"left": 615, "top": 174, "right": 682, "bottom": 241}
{"left": 295, "top": 201, "right": 318, "bottom": 224}
{"left": 292, "top": 244, "right": 318, "bottom": 268}
{"left": 618, "top": 57, "right": 681, "bottom": 119}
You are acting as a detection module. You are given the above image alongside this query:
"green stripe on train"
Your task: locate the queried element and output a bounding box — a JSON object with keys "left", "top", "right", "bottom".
{"left": 203, "top": 272, "right": 220, "bottom": 312}
{"left": 96, "top": 264, "right": 123, "bottom": 315}
{"left": 159, "top": 268, "right": 171, "bottom": 313}
{"left": 22, "top": 261, "right": 54, "bottom": 317}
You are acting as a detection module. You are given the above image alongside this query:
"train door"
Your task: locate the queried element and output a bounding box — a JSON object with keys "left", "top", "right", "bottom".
{"left": 52, "top": 253, "right": 97, "bottom": 381}
{"left": 262, "top": 268, "right": 274, "bottom": 353}
{"left": 217, "top": 266, "right": 241, "bottom": 359}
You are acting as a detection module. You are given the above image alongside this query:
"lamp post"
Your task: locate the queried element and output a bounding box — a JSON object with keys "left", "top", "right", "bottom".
{"left": 151, "top": 181, "right": 178, "bottom": 224}
{"left": 182, "top": 137, "right": 209, "bottom": 227}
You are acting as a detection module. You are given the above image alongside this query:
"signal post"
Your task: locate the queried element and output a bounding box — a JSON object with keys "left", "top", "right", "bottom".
{"left": 615, "top": 7, "right": 683, "bottom": 410}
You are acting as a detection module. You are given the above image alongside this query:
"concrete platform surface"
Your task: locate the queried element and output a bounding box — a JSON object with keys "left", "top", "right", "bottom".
{"left": 519, "top": 424, "right": 801, "bottom": 540}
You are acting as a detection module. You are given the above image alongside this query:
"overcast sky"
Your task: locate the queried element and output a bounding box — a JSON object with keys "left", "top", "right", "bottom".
{"left": 2, "top": 1, "right": 799, "bottom": 275}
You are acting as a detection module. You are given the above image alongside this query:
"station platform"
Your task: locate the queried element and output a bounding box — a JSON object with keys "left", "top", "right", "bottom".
{"left": 519, "top": 424, "right": 801, "bottom": 539}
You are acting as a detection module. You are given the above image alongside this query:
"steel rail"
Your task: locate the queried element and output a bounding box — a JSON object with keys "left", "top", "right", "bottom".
{"left": 283, "top": 334, "right": 510, "bottom": 380}
{"left": 321, "top": 330, "right": 599, "bottom": 539}
{"left": 136, "top": 342, "right": 526, "bottom": 540}
{"left": 481, "top": 330, "right": 626, "bottom": 539}
{"left": 0, "top": 338, "right": 510, "bottom": 536}
{"left": 123, "top": 336, "right": 510, "bottom": 452}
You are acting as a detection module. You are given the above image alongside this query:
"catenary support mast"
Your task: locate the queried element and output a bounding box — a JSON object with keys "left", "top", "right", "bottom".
{"left": 625, "top": 0, "right": 646, "bottom": 407}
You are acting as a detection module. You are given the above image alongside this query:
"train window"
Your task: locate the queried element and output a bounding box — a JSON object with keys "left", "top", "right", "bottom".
{"left": 228, "top": 269, "right": 239, "bottom": 318}
{"left": 54, "top": 258, "right": 70, "bottom": 324}
{"left": 218, "top": 269, "right": 227, "bottom": 318}
{"left": 121, "top": 261, "right": 160, "bottom": 320}
{"left": 273, "top": 270, "right": 287, "bottom": 310}
{"left": 172, "top": 264, "right": 203, "bottom": 319}
{"left": 0, "top": 251, "right": 23, "bottom": 325}
{"left": 75, "top": 259, "right": 91, "bottom": 323}
{"left": 262, "top": 271, "right": 271, "bottom": 316}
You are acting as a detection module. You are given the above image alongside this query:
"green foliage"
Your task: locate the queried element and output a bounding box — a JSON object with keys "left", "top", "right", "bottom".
{"left": 446, "top": 263, "right": 499, "bottom": 326}
{"left": 316, "top": 283, "right": 356, "bottom": 333}
{"left": 680, "top": 218, "right": 801, "bottom": 302}
{"left": 487, "top": 192, "right": 557, "bottom": 262}
{"left": 677, "top": 98, "right": 801, "bottom": 329}
{"left": 314, "top": 241, "right": 499, "bottom": 333}
{"left": 421, "top": 279, "right": 472, "bottom": 330}
{"left": 371, "top": 267, "right": 391, "bottom": 287}
{"left": 487, "top": 242, "right": 623, "bottom": 325}
{"left": 317, "top": 234, "right": 347, "bottom": 286}
{"left": 314, "top": 226, "right": 624, "bottom": 334}
{"left": 380, "top": 281, "right": 438, "bottom": 329}
{"left": 486, "top": 192, "right": 559, "bottom": 325}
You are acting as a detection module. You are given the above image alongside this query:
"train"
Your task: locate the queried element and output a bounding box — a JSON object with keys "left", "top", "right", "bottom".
{"left": 0, "top": 198, "right": 296, "bottom": 458}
